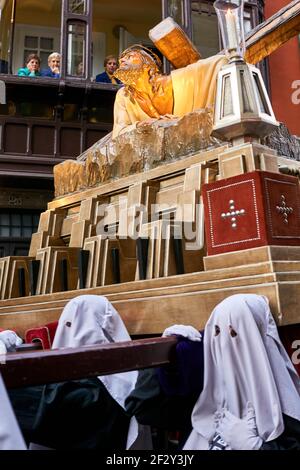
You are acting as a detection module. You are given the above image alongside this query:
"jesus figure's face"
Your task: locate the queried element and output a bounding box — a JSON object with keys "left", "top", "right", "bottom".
{"left": 114, "top": 50, "right": 146, "bottom": 85}
{"left": 119, "top": 51, "right": 143, "bottom": 69}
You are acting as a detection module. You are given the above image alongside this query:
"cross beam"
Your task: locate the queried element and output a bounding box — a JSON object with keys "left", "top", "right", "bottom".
{"left": 152, "top": 1, "right": 299, "bottom": 68}
{"left": 245, "top": 0, "right": 300, "bottom": 63}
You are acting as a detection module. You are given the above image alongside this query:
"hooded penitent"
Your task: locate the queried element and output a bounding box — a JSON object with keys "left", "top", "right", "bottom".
{"left": 0, "top": 374, "right": 26, "bottom": 450}
{"left": 52, "top": 294, "right": 151, "bottom": 449}
{"left": 183, "top": 293, "right": 300, "bottom": 450}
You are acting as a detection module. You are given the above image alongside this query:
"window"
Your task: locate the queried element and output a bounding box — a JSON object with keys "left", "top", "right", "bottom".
{"left": 243, "top": 8, "right": 253, "bottom": 35}
{"left": 93, "top": 0, "right": 161, "bottom": 79}
{"left": 191, "top": 1, "right": 220, "bottom": 58}
{"left": 12, "top": 0, "right": 61, "bottom": 74}
{"left": 14, "top": 25, "right": 60, "bottom": 74}
{"left": 67, "top": 21, "right": 86, "bottom": 76}
{"left": 190, "top": 1, "right": 260, "bottom": 58}
{"left": 23, "top": 35, "right": 54, "bottom": 70}
{"left": 0, "top": 211, "right": 40, "bottom": 239}
{"left": 68, "top": 0, "right": 86, "bottom": 15}
{"left": 0, "top": 0, "right": 13, "bottom": 73}
{"left": 62, "top": 2, "right": 90, "bottom": 79}
{"left": 166, "top": 0, "right": 185, "bottom": 28}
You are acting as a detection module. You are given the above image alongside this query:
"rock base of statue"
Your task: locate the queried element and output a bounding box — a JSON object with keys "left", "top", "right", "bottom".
{"left": 54, "top": 109, "right": 222, "bottom": 197}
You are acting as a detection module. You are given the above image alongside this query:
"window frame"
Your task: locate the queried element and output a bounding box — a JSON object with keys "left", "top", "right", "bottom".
{"left": 13, "top": 24, "right": 60, "bottom": 75}
{"left": 0, "top": 209, "right": 40, "bottom": 240}
{"left": 60, "top": 0, "right": 93, "bottom": 80}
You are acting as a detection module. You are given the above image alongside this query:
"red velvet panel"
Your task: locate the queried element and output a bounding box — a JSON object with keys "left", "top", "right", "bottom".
{"left": 203, "top": 171, "right": 300, "bottom": 255}
{"left": 25, "top": 321, "right": 58, "bottom": 350}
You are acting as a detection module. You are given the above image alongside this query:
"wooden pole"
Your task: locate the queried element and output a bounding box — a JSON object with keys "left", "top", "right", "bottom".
{"left": 8, "top": 0, "right": 17, "bottom": 74}
{"left": 0, "top": 336, "right": 177, "bottom": 388}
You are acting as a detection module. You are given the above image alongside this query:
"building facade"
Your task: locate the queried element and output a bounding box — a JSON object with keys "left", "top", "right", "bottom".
{"left": 265, "top": 0, "right": 300, "bottom": 136}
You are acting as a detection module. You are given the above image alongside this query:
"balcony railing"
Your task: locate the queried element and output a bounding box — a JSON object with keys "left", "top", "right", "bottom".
{"left": 0, "top": 75, "right": 117, "bottom": 176}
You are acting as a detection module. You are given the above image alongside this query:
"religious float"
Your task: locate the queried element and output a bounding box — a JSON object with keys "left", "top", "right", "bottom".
{"left": 0, "top": 0, "right": 300, "bottom": 362}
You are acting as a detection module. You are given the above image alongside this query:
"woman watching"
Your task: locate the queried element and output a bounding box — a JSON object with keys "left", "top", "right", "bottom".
{"left": 17, "top": 54, "right": 41, "bottom": 77}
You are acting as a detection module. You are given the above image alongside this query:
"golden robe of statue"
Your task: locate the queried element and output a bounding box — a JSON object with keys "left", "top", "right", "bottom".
{"left": 113, "top": 46, "right": 227, "bottom": 138}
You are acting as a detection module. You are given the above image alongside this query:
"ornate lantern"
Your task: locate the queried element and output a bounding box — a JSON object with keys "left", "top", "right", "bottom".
{"left": 212, "top": 0, "right": 279, "bottom": 144}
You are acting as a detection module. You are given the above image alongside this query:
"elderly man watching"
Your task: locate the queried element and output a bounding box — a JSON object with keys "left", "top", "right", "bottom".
{"left": 41, "top": 52, "right": 61, "bottom": 78}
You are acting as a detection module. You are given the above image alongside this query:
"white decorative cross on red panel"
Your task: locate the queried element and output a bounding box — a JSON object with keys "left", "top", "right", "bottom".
{"left": 221, "top": 199, "right": 246, "bottom": 229}
{"left": 276, "top": 195, "right": 293, "bottom": 224}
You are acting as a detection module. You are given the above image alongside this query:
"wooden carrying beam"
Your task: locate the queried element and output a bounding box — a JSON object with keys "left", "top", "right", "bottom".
{"left": 245, "top": 0, "right": 300, "bottom": 64}
{"left": 0, "top": 337, "right": 177, "bottom": 389}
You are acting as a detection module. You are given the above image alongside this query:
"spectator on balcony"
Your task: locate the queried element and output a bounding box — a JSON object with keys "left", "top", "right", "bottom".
{"left": 41, "top": 52, "right": 60, "bottom": 78}
{"left": 17, "top": 54, "right": 41, "bottom": 77}
{"left": 76, "top": 61, "right": 84, "bottom": 76}
{"left": 95, "top": 55, "right": 121, "bottom": 84}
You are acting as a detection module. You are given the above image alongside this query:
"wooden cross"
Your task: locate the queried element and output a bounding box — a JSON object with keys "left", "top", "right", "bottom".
{"left": 245, "top": 0, "right": 300, "bottom": 64}
{"left": 152, "top": 0, "right": 300, "bottom": 67}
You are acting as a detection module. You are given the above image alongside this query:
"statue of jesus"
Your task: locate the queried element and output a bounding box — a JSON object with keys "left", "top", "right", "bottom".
{"left": 112, "top": 45, "right": 228, "bottom": 138}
